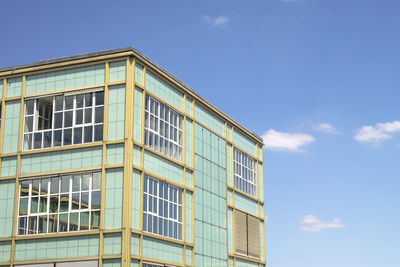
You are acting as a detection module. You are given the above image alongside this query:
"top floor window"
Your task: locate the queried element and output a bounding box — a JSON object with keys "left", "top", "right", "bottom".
{"left": 23, "top": 90, "right": 104, "bottom": 150}
{"left": 234, "top": 148, "right": 256, "bottom": 196}
{"left": 144, "top": 95, "right": 183, "bottom": 161}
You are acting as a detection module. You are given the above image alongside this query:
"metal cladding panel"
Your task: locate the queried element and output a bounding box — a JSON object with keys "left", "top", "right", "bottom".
{"left": 234, "top": 210, "right": 248, "bottom": 256}
{"left": 247, "top": 215, "right": 260, "bottom": 259}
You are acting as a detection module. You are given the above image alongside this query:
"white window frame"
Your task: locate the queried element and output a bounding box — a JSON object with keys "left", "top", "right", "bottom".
{"left": 143, "top": 175, "right": 183, "bottom": 240}
{"left": 144, "top": 95, "right": 183, "bottom": 161}
{"left": 234, "top": 148, "right": 256, "bottom": 196}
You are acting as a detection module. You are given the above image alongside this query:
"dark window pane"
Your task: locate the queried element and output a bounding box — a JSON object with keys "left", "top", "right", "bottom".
{"left": 58, "top": 213, "right": 68, "bottom": 232}
{"left": 32, "top": 180, "right": 40, "bottom": 196}
{"left": 28, "top": 216, "right": 38, "bottom": 234}
{"left": 65, "top": 95, "right": 74, "bottom": 109}
{"left": 84, "top": 108, "right": 92, "bottom": 123}
{"left": 18, "top": 217, "right": 27, "bottom": 235}
{"left": 81, "top": 192, "right": 89, "bottom": 208}
{"left": 49, "top": 195, "right": 58, "bottom": 213}
{"left": 20, "top": 180, "right": 30, "bottom": 197}
{"left": 69, "top": 212, "right": 79, "bottom": 231}
{"left": 48, "top": 214, "right": 57, "bottom": 233}
{"left": 71, "top": 193, "right": 80, "bottom": 210}
{"left": 34, "top": 132, "right": 42, "bottom": 149}
{"left": 64, "top": 111, "right": 73, "bottom": 127}
{"left": 95, "top": 106, "right": 103, "bottom": 123}
{"left": 19, "top": 198, "right": 28, "bottom": 215}
{"left": 91, "top": 191, "right": 101, "bottom": 209}
{"left": 25, "top": 100, "right": 35, "bottom": 115}
{"left": 76, "top": 94, "right": 84, "bottom": 108}
{"left": 63, "top": 128, "right": 72, "bottom": 145}
{"left": 84, "top": 126, "right": 93, "bottom": 143}
{"left": 55, "top": 96, "right": 63, "bottom": 111}
{"left": 85, "top": 93, "right": 93, "bottom": 107}
{"left": 41, "top": 179, "right": 48, "bottom": 195}
{"left": 75, "top": 109, "right": 83, "bottom": 124}
{"left": 73, "top": 127, "right": 82, "bottom": 144}
{"left": 43, "top": 131, "right": 52, "bottom": 148}
{"left": 38, "top": 215, "right": 47, "bottom": 234}
{"left": 95, "top": 91, "right": 104, "bottom": 105}
{"left": 94, "top": 125, "right": 103, "bottom": 142}
{"left": 24, "top": 116, "right": 33, "bottom": 133}
{"left": 50, "top": 177, "right": 59, "bottom": 194}
{"left": 91, "top": 210, "right": 100, "bottom": 229}
{"left": 60, "top": 176, "right": 70, "bottom": 193}
{"left": 54, "top": 112, "right": 63, "bottom": 129}
{"left": 80, "top": 212, "right": 90, "bottom": 230}
{"left": 59, "top": 194, "right": 69, "bottom": 212}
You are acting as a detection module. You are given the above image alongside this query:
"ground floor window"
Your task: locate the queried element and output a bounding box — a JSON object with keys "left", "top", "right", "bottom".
{"left": 18, "top": 171, "right": 101, "bottom": 235}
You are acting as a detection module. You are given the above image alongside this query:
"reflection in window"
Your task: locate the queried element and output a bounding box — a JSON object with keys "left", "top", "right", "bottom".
{"left": 23, "top": 90, "right": 104, "bottom": 150}
{"left": 18, "top": 172, "right": 101, "bottom": 235}
{"left": 143, "top": 175, "right": 182, "bottom": 240}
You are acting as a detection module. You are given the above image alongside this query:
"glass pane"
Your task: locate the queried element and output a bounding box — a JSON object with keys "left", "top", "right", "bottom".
{"left": 30, "top": 197, "right": 39, "bottom": 213}
{"left": 53, "top": 130, "right": 62, "bottom": 147}
{"left": 64, "top": 111, "right": 73, "bottom": 127}
{"left": 91, "top": 210, "right": 100, "bottom": 229}
{"left": 59, "top": 194, "right": 69, "bottom": 212}
{"left": 54, "top": 113, "right": 63, "bottom": 128}
{"left": 28, "top": 216, "right": 38, "bottom": 234}
{"left": 75, "top": 109, "right": 83, "bottom": 124}
{"left": 20, "top": 180, "right": 30, "bottom": 197}
{"left": 91, "top": 191, "right": 101, "bottom": 209}
{"left": 82, "top": 174, "right": 90, "bottom": 190}
{"left": 48, "top": 214, "right": 57, "bottom": 233}
{"left": 50, "top": 177, "right": 59, "bottom": 194}
{"left": 71, "top": 193, "right": 80, "bottom": 210}
{"left": 72, "top": 175, "right": 80, "bottom": 191}
{"left": 49, "top": 195, "right": 59, "bottom": 213}
{"left": 63, "top": 128, "right": 72, "bottom": 145}
{"left": 80, "top": 211, "right": 90, "bottom": 230}
{"left": 59, "top": 213, "right": 68, "bottom": 232}
{"left": 94, "top": 125, "right": 103, "bottom": 142}
{"left": 95, "top": 106, "right": 103, "bottom": 123}
{"left": 34, "top": 132, "right": 42, "bottom": 149}
{"left": 23, "top": 133, "right": 32, "bottom": 150}
{"left": 38, "top": 215, "right": 48, "bottom": 233}
{"left": 55, "top": 96, "right": 63, "bottom": 111}
{"left": 24, "top": 116, "right": 33, "bottom": 132}
{"left": 84, "top": 108, "right": 92, "bottom": 123}
{"left": 65, "top": 95, "right": 74, "bottom": 109}
{"left": 81, "top": 192, "right": 89, "bottom": 209}
{"left": 69, "top": 212, "right": 79, "bottom": 231}
{"left": 25, "top": 100, "right": 35, "bottom": 115}
{"left": 60, "top": 176, "right": 70, "bottom": 193}
{"left": 32, "top": 180, "right": 40, "bottom": 195}
{"left": 84, "top": 126, "right": 93, "bottom": 143}
{"left": 95, "top": 91, "right": 104, "bottom": 105}
{"left": 76, "top": 94, "right": 84, "bottom": 108}
{"left": 18, "top": 217, "right": 27, "bottom": 235}
{"left": 92, "top": 172, "right": 101, "bottom": 190}
{"left": 43, "top": 131, "right": 52, "bottom": 148}
{"left": 19, "top": 198, "right": 28, "bottom": 215}
{"left": 39, "top": 196, "right": 47, "bottom": 212}
{"left": 85, "top": 93, "right": 93, "bottom": 107}
{"left": 73, "top": 127, "right": 82, "bottom": 144}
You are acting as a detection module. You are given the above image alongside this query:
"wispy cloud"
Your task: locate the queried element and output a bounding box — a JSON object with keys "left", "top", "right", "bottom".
{"left": 262, "top": 129, "right": 315, "bottom": 152}
{"left": 354, "top": 121, "right": 400, "bottom": 144}
{"left": 313, "top": 123, "right": 340, "bottom": 134}
{"left": 202, "top": 15, "right": 230, "bottom": 27}
{"left": 300, "top": 215, "right": 345, "bottom": 232}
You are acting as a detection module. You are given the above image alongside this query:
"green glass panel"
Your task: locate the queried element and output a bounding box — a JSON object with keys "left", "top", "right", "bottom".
{"left": 131, "top": 170, "right": 141, "bottom": 230}
{"left": 185, "top": 96, "right": 192, "bottom": 116}
{"left": 142, "top": 236, "right": 183, "bottom": 264}
{"left": 3, "top": 100, "right": 21, "bottom": 154}
{"left": 186, "top": 191, "right": 192, "bottom": 243}
{"left": 234, "top": 192, "right": 258, "bottom": 215}
{"left": 107, "top": 143, "right": 124, "bottom": 165}
{"left": 227, "top": 144, "right": 232, "bottom": 187}
{"left": 107, "top": 84, "right": 125, "bottom": 140}
{"left": 0, "top": 241, "right": 11, "bottom": 263}
{"left": 26, "top": 64, "right": 105, "bottom": 95}
{"left": 103, "top": 233, "right": 122, "bottom": 255}
{"left": 233, "top": 129, "right": 256, "bottom": 157}
{"left": 133, "top": 87, "right": 143, "bottom": 142}
{"left": 194, "top": 103, "right": 224, "bottom": 136}
{"left": 0, "top": 180, "right": 15, "bottom": 237}
{"left": 227, "top": 208, "right": 233, "bottom": 254}
{"left": 21, "top": 147, "right": 102, "bottom": 175}
{"left": 134, "top": 64, "right": 143, "bottom": 85}
{"left": 185, "top": 118, "right": 192, "bottom": 167}
{"left": 185, "top": 169, "right": 192, "bottom": 188}
{"left": 186, "top": 246, "right": 193, "bottom": 265}
{"left": 105, "top": 168, "right": 124, "bottom": 229}
{"left": 131, "top": 260, "right": 140, "bottom": 267}
{"left": 258, "top": 162, "right": 263, "bottom": 200}
{"left": 1, "top": 156, "right": 17, "bottom": 177}
{"left": 132, "top": 145, "right": 141, "bottom": 167}
{"left": 6, "top": 77, "right": 22, "bottom": 97}
{"left": 0, "top": 80, "right": 3, "bottom": 98}
{"left": 109, "top": 61, "right": 126, "bottom": 82}
{"left": 145, "top": 71, "right": 183, "bottom": 110}
{"left": 131, "top": 233, "right": 140, "bottom": 255}
{"left": 143, "top": 151, "right": 183, "bottom": 184}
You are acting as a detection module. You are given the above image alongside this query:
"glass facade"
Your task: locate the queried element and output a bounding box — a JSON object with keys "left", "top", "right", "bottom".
{"left": 0, "top": 49, "right": 265, "bottom": 267}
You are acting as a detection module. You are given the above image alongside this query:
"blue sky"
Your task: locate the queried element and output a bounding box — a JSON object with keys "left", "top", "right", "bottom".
{"left": 2, "top": 1, "right": 400, "bottom": 266}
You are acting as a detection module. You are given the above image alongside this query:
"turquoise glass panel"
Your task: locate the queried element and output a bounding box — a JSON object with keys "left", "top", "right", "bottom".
{"left": 186, "top": 191, "right": 192, "bottom": 243}
{"left": 258, "top": 162, "right": 263, "bottom": 201}
{"left": 185, "top": 119, "right": 192, "bottom": 167}
{"left": 185, "top": 96, "right": 193, "bottom": 116}
{"left": 103, "top": 233, "right": 122, "bottom": 255}
{"left": 0, "top": 80, "right": 3, "bottom": 98}
{"left": 258, "top": 146, "right": 262, "bottom": 160}
{"left": 21, "top": 146, "right": 102, "bottom": 175}
{"left": 105, "top": 168, "right": 124, "bottom": 229}
{"left": 186, "top": 246, "right": 193, "bottom": 265}
{"left": 133, "top": 87, "right": 143, "bottom": 142}
{"left": 229, "top": 257, "right": 234, "bottom": 267}
{"left": 109, "top": 61, "right": 126, "bottom": 82}
{"left": 26, "top": 64, "right": 105, "bottom": 95}
{"left": 143, "top": 151, "right": 183, "bottom": 184}
{"left": 107, "top": 144, "right": 124, "bottom": 165}
{"left": 227, "top": 189, "right": 233, "bottom": 205}
{"left": 235, "top": 192, "right": 258, "bottom": 215}
{"left": 142, "top": 236, "right": 183, "bottom": 264}
{"left": 0, "top": 180, "right": 15, "bottom": 237}
{"left": 3, "top": 100, "right": 20, "bottom": 154}
{"left": 131, "top": 260, "right": 140, "bottom": 267}
{"left": 145, "top": 71, "right": 183, "bottom": 110}
{"left": 0, "top": 241, "right": 11, "bottom": 263}
{"left": 15, "top": 235, "right": 99, "bottom": 261}
{"left": 134, "top": 64, "right": 143, "bottom": 85}
{"left": 234, "top": 129, "right": 256, "bottom": 157}
{"left": 227, "top": 144, "right": 232, "bottom": 187}
{"left": 185, "top": 169, "right": 192, "bottom": 188}
{"left": 194, "top": 123, "right": 227, "bottom": 264}
{"left": 236, "top": 258, "right": 259, "bottom": 267}
{"left": 103, "top": 259, "right": 121, "bottom": 267}
{"left": 107, "top": 84, "right": 125, "bottom": 140}
{"left": 133, "top": 145, "right": 141, "bottom": 167}
{"left": 1, "top": 156, "right": 17, "bottom": 177}
{"left": 131, "top": 170, "right": 141, "bottom": 230}
{"left": 6, "top": 77, "right": 22, "bottom": 97}
{"left": 194, "top": 103, "right": 224, "bottom": 136}
{"left": 131, "top": 233, "right": 140, "bottom": 255}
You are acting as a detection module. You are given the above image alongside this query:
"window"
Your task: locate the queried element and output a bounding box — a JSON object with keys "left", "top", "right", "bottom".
{"left": 143, "top": 175, "right": 182, "bottom": 240}
{"left": 143, "top": 263, "right": 177, "bottom": 267}
{"left": 234, "top": 148, "right": 256, "bottom": 196}
{"left": 16, "top": 260, "right": 98, "bottom": 267}
{"left": 144, "top": 95, "right": 183, "bottom": 161}
{"left": 23, "top": 90, "right": 104, "bottom": 150}
{"left": 234, "top": 210, "right": 260, "bottom": 259}
{"left": 18, "top": 172, "right": 101, "bottom": 235}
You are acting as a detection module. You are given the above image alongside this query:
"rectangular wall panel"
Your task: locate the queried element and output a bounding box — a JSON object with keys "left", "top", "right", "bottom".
{"left": 3, "top": 100, "right": 20, "bottom": 153}
{"left": 107, "top": 84, "right": 125, "bottom": 141}
{"left": 0, "top": 180, "right": 15, "bottom": 237}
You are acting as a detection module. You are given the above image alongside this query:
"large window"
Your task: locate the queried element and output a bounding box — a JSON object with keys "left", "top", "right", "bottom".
{"left": 235, "top": 210, "right": 260, "bottom": 259}
{"left": 234, "top": 148, "right": 256, "bottom": 196}
{"left": 18, "top": 172, "right": 101, "bottom": 235}
{"left": 143, "top": 175, "right": 182, "bottom": 240}
{"left": 144, "top": 95, "right": 183, "bottom": 161}
{"left": 23, "top": 90, "right": 104, "bottom": 150}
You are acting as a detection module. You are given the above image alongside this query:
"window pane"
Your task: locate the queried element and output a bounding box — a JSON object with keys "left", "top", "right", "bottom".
{"left": 38, "top": 215, "right": 48, "bottom": 233}
{"left": 91, "top": 191, "right": 101, "bottom": 209}
{"left": 59, "top": 194, "right": 69, "bottom": 212}
{"left": 50, "top": 177, "right": 59, "bottom": 194}
{"left": 73, "top": 127, "right": 82, "bottom": 144}
{"left": 25, "top": 100, "right": 35, "bottom": 115}
{"left": 64, "top": 111, "right": 73, "bottom": 127}
{"left": 69, "top": 212, "right": 79, "bottom": 231}
{"left": 65, "top": 96, "right": 74, "bottom": 109}
{"left": 50, "top": 195, "right": 58, "bottom": 213}
{"left": 85, "top": 93, "right": 93, "bottom": 107}
{"left": 34, "top": 132, "right": 42, "bottom": 149}
{"left": 94, "top": 125, "right": 103, "bottom": 142}
{"left": 84, "top": 108, "right": 92, "bottom": 123}
{"left": 53, "top": 130, "right": 62, "bottom": 146}
{"left": 55, "top": 96, "right": 63, "bottom": 111}
{"left": 59, "top": 213, "right": 68, "bottom": 232}
{"left": 61, "top": 176, "right": 70, "bottom": 193}
{"left": 23, "top": 134, "right": 33, "bottom": 150}
{"left": 95, "top": 107, "right": 103, "bottom": 123}
{"left": 54, "top": 113, "right": 63, "bottom": 129}
{"left": 76, "top": 94, "right": 84, "bottom": 108}
{"left": 91, "top": 210, "right": 100, "bottom": 229}
{"left": 24, "top": 116, "right": 33, "bottom": 132}
{"left": 92, "top": 172, "right": 101, "bottom": 190}
{"left": 82, "top": 174, "right": 90, "bottom": 191}
{"left": 95, "top": 91, "right": 104, "bottom": 105}
{"left": 48, "top": 214, "right": 57, "bottom": 233}
{"left": 63, "top": 128, "right": 72, "bottom": 145}
{"left": 75, "top": 109, "right": 83, "bottom": 124}
{"left": 19, "top": 198, "right": 28, "bottom": 215}
{"left": 84, "top": 126, "right": 93, "bottom": 143}
{"left": 80, "top": 212, "right": 89, "bottom": 230}
{"left": 43, "top": 131, "right": 52, "bottom": 148}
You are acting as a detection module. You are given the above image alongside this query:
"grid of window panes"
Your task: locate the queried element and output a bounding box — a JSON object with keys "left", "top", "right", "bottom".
{"left": 144, "top": 95, "right": 183, "bottom": 161}
{"left": 18, "top": 172, "right": 101, "bottom": 235}
{"left": 23, "top": 91, "right": 104, "bottom": 150}
{"left": 234, "top": 148, "right": 256, "bottom": 196}
{"left": 143, "top": 175, "right": 182, "bottom": 239}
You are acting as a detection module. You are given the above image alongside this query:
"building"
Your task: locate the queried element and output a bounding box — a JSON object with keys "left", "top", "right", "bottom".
{"left": 0, "top": 47, "right": 265, "bottom": 267}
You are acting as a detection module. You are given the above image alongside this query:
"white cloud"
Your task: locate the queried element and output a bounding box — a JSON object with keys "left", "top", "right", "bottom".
{"left": 202, "top": 15, "right": 230, "bottom": 27}
{"left": 354, "top": 121, "right": 400, "bottom": 143}
{"left": 313, "top": 123, "right": 340, "bottom": 134}
{"left": 300, "top": 215, "right": 345, "bottom": 232}
{"left": 262, "top": 129, "right": 315, "bottom": 152}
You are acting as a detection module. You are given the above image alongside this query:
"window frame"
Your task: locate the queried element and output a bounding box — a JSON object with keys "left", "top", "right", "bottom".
{"left": 234, "top": 148, "right": 256, "bottom": 197}
{"left": 23, "top": 88, "right": 104, "bottom": 151}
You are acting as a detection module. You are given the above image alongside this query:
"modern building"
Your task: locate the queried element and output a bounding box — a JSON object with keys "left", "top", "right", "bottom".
{"left": 0, "top": 47, "right": 265, "bottom": 267}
